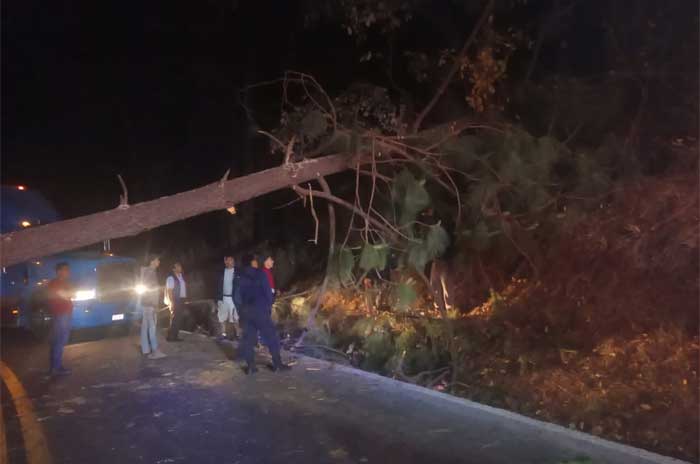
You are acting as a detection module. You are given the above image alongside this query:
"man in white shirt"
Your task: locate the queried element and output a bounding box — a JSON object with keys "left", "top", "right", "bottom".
{"left": 165, "top": 262, "right": 187, "bottom": 342}
{"left": 216, "top": 254, "right": 240, "bottom": 340}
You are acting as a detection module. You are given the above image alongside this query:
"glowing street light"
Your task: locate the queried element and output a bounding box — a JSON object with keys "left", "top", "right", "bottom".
{"left": 17, "top": 185, "right": 26, "bottom": 191}
{"left": 20, "top": 220, "right": 31, "bottom": 228}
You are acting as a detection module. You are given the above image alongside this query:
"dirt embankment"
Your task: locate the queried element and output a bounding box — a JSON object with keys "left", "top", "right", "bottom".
{"left": 453, "top": 170, "right": 699, "bottom": 461}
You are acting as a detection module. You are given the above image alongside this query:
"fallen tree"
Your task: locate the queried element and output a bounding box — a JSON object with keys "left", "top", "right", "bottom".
{"left": 1, "top": 153, "right": 360, "bottom": 267}
{"left": 1, "top": 108, "right": 483, "bottom": 268}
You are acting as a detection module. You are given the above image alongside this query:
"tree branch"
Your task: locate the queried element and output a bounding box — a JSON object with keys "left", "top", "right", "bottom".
{"left": 295, "top": 176, "right": 336, "bottom": 348}
{"left": 411, "top": 0, "right": 496, "bottom": 133}
{"left": 291, "top": 185, "right": 399, "bottom": 242}
{"left": 117, "top": 174, "right": 129, "bottom": 209}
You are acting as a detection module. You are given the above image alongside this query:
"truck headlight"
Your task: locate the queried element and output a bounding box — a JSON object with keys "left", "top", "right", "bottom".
{"left": 134, "top": 284, "right": 148, "bottom": 295}
{"left": 72, "top": 289, "right": 96, "bottom": 301}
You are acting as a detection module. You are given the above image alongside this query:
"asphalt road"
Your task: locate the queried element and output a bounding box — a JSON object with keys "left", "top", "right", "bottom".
{"left": 0, "top": 328, "right": 687, "bottom": 464}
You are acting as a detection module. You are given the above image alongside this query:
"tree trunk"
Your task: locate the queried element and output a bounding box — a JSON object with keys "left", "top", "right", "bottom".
{"left": 1, "top": 154, "right": 359, "bottom": 267}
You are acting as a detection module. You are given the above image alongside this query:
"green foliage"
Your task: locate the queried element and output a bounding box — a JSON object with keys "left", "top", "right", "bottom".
{"left": 405, "top": 346, "right": 441, "bottom": 375}
{"left": 464, "top": 178, "right": 499, "bottom": 219}
{"left": 425, "top": 223, "right": 449, "bottom": 255}
{"left": 328, "top": 247, "right": 355, "bottom": 285}
{"left": 423, "top": 320, "right": 451, "bottom": 357}
{"left": 407, "top": 225, "right": 450, "bottom": 273}
{"left": 407, "top": 244, "right": 430, "bottom": 273}
{"left": 395, "top": 326, "right": 418, "bottom": 353}
{"left": 351, "top": 317, "right": 376, "bottom": 337}
{"left": 362, "top": 332, "right": 395, "bottom": 372}
{"left": 396, "top": 281, "right": 418, "bottom": 309}
{"left": 359, "top": 242, "right": 389, "bottom": 271}
{"left": 392, "top": 169, "right": 431, "bottom": 226}
{"left": 407, "top": 223, "right": 450, "bottom": 272}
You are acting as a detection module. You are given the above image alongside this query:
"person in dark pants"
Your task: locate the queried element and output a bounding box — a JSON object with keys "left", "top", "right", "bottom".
{"left": 238, "top": 254, "right": 290, "bottom": 375}
{"left": 47, "top": 262, "right": 75, "bottom": 376}
{"left": 165, "top": 262, "right": 187, "bottom": 342}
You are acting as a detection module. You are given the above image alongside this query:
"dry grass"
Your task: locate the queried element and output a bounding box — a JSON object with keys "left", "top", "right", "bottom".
{"left": 456, "top": 170, "right": 699, "bottom": 461}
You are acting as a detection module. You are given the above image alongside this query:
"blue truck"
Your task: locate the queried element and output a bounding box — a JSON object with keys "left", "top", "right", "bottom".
{"left": 1, "top": 185, "right": 141, "bottom": 335}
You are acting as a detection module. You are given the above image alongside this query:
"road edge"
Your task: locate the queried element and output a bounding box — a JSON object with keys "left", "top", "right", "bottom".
{"left": 0, "top": 361, "right": 53, "bottom": 464}
{"left": 287, "top": 350, "right": 693, "bottom": 464}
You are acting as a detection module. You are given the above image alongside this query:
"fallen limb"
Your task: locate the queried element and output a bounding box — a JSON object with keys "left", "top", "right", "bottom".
{"left": 1, "top": 154, "right": 360, "bottom": 267}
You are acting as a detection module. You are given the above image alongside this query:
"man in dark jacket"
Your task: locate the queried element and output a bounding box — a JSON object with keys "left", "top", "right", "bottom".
{"left": 237, "top": 254, "right": 290, "bottom": 374}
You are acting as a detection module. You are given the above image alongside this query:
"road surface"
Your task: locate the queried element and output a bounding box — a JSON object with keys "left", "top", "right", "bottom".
{"left": 1, "top": 328, "right": 689, "bottom": 464}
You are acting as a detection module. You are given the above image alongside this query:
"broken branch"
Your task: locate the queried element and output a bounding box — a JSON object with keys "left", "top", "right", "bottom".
{"left": 411, "top": 0, "right": 496, "bottom": 133}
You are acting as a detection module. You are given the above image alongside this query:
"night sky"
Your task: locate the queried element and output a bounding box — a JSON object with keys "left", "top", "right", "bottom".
{"left": 3, "top": 1, "right": 342, "bottom": 214}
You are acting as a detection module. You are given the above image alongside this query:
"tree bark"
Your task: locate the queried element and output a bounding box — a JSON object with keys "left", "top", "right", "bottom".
{"left": 1, "top": 153, "right": 360, "bottom": 267}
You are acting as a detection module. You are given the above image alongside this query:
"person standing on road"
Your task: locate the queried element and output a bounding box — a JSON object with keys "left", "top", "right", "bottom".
{"left": 138, "top": 255, "right": 166, "bottom": 359}
{"left": 261, "top": 254, "right": 276, "bottom": 298}
{"left": 238, "top": 254, "right": 290, "bottom": 375}
{"left": 165, "top": 262, "right": 187, "bottom": 342}
{"left": 216, "top": 254, "right": 240, "bottom": 340}
{"left": 47, "top": 262, "right": 75, "bottom": 376}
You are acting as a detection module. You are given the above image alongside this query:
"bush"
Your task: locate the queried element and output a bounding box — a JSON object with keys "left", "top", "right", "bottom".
{"left": 361, "top": 331, "right": 395, "bottom": 373}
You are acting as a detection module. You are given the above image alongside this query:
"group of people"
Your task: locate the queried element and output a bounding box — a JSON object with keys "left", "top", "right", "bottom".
{"left": 137, "top": 252, "right": 290, "bottom": 374}
{"left": 45, "top": 252, "right": 290, "bottom": 377}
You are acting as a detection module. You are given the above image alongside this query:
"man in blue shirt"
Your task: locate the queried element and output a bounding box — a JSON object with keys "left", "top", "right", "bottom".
{"left": 237, "top": 254, "right": 290, "bottom": 374}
